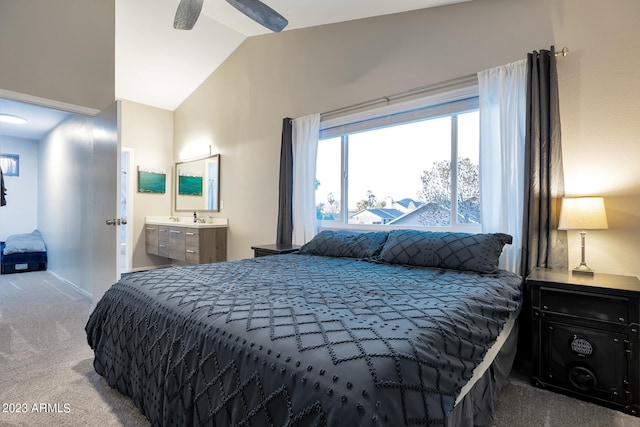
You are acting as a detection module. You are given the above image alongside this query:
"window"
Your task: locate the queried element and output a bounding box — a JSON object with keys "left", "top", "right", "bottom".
{"left": 316, "top": 92, "right": 480, "bottom": 231}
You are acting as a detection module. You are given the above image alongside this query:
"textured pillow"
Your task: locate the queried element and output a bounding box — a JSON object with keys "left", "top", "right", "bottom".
{"left": 3, "top": 229, "right": 46, "bottom": 255}
{"left": 378, "top": 229, "right": 512, "bottom": 273}
{"left": 299, "top": 230, "right": 389, "bottom": 259}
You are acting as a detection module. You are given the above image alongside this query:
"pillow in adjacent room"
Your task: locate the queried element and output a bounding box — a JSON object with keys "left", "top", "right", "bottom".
{"left": 299, "top": 230, "right": 389, "bottom": 259}
{"left": 378, "top": 229, "right": 512, "bottom": 273}
{"left": 3, "top": 229, "right": 47, "bottom": 255}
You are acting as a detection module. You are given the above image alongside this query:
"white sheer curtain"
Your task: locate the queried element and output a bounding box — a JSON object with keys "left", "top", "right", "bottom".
{"left": 292, "top": 113, "right": 320, "bottom": 245}
{"left": 478, "top": 59, "right": 527, "bottom": 273}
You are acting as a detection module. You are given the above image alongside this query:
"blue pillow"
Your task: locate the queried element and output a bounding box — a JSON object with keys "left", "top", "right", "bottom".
{"left": 3, "top": 229, "right": 47, "bottom": 255}
{"left": 299, "top": 230, "right": 389, "bottom": 259}
{"left": 377, "top": 229, "right": 512, "bottom": 273}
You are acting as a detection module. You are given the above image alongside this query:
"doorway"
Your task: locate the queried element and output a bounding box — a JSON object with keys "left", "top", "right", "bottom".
{"left": 120, "top": 148, "right": 133, "bottom": 273}
{"left": 0, "top": 93, "right": 121, "bottom": 299}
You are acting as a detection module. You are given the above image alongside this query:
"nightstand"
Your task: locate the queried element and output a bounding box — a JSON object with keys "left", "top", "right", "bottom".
{"left": 527, "top": 268, "right": 640, "bottom": 416}
{"left": 251, "top": 243, "right": 301, "bottom": 258}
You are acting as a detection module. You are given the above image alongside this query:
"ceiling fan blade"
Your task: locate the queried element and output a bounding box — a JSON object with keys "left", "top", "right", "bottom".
{"left": 226, "top": 0, "right": 288, "bottom": 32}
{"left": 174, "top": 0, "right": 204, "bottom": 30}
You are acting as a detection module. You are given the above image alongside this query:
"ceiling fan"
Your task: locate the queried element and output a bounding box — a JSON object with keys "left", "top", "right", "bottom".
{"left": 174, "top": 0, "right": 288, "bottom": 32}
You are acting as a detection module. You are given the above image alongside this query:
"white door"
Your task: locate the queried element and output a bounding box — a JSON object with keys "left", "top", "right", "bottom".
{"left": 120, "top": 148, "right": 133, "bottom": 273}
{"left": 92, "top": 101, "right": 121, "bottom": 301}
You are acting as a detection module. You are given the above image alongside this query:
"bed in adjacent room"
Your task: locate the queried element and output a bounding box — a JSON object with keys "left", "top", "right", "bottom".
{"left": 0, "top": 229, "right": 48, "bottom": 274}
{"left": 86, "top": 229, "right": 522, "bottom": 426}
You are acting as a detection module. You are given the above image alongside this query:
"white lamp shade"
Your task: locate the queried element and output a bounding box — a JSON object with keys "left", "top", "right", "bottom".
{"left": 558, "top": 197, "right": 608, "bottom": 230}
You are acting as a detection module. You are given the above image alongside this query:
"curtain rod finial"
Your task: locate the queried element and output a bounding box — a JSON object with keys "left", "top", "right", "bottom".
{"left": 556, "top": 47, "right": 569, "bottom": 57}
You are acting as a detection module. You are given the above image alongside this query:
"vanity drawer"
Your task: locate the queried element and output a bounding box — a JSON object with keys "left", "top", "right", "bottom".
{"left": 168, "top": 227, "right": 185, "bottom": 261}
{"left": 145, "top": 226, "right": 159, "bottom": 255}
{"left": 158, "top": 227, "right": 169, "bottom": 242}
{"left": 185, "top": 248, "right": 200, "bottom": 264}
{"left": 158, "top": 241, "right": 169, "bottom": 258}
{"left": 185, "top": 229, "right": 199, "bottom": 247}
{"left": 157, "top": 227, "right": 169, "bottom": 257}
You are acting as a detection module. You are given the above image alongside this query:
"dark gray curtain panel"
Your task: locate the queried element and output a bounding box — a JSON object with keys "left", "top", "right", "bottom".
{"left": 276, "top": 118, "right": 293, "bottom": 245}
{"left": 1, "top": 167, "right": 6, "bottom": 206}
{"left": 521, "top": 46, "right": 568, "bottom": 277}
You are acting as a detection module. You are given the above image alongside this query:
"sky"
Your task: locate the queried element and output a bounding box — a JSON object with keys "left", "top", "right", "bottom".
{"left": 316, "top": 111, "right": 479, "bottom": 209}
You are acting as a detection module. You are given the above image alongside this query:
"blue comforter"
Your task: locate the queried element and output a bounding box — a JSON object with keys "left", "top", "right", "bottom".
{"left": 86, "top": 254, "right": 521, "bottom": 426}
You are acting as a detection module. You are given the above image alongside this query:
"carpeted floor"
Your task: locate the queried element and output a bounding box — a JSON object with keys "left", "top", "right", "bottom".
{"left": 0, "top": 270, "right": 638, "bottom": 427}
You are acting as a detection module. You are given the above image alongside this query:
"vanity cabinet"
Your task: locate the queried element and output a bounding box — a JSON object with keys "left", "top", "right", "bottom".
{"left": 145, "top": 219, "right": 227, "bottom": 264}
{"left": 183, "top": 227, "right": 227, "bottom": 264}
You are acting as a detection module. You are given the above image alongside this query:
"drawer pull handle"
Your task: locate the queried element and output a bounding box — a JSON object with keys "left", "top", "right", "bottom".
{"left": 146, "top": 227, "right": 156, "bottom": 231}
{"left": 170, "top": 230, "right": 181, "bottom": 234}
{"left": 186, "top": 232, "right": 196, "bottom": 236}
{"left": 186, "top": 250, "right": 196, "bottom": 254}
{"left": 619, "top": 317, "right": 625, "bottom": 322}
{"left": 159, "top": 245, "right": 166, "bottom": 248}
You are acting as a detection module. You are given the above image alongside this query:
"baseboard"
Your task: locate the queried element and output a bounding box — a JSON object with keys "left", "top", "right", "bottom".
{"left": 46, "top": 270, "right": 93, "bottom": 299}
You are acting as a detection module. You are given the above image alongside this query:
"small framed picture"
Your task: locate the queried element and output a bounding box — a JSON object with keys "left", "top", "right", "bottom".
{"left": 0, "top": 154, "right": 19, "bottom": 176}
{"left": 137, "top": 167, "right": 166, "bottom": 194}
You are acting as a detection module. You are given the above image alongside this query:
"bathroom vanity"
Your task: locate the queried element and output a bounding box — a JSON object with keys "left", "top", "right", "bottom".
{"left": 145, "top": 216, "right": 227, "bottom": 264}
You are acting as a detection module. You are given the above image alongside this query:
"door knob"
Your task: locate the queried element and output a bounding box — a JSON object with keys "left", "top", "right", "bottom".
{"left": 106, "top": 218, "right": 127, "bottom": 226}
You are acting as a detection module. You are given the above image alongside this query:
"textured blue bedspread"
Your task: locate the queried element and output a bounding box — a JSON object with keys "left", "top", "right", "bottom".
{"left": 86, "top": 254, "right": 521, "bottom": 426}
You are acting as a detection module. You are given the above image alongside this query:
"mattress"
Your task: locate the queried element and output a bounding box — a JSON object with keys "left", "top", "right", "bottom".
{"left": 86, "top": 253, "right": 522, "bottom": 426}
{"left": 0, "top": 241, "right": 48, "bottom": 274}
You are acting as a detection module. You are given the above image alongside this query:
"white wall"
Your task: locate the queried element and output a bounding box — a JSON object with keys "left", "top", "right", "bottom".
{"left": 173, "top": 0, "right": 640, "bottom": 278}
{"left": 38, "top": 116, "right": 94, "bottom": 294}
{"left": 550, "top": 0, "right": 640, "bottom": 277}
{"left": 0, "top": 136, "right": 39, "bottom": 240}
{"left": 0, "top": 0, "right": 115, "bottom": 111}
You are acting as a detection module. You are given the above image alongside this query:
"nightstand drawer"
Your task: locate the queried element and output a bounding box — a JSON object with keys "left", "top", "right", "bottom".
{"left": 540, "top": 287, "right": 630, "bottom": 324}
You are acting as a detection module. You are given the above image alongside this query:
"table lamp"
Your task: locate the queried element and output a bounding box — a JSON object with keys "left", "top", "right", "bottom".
{"left": 558, "top": 197, "right": 608, "bottom": 275}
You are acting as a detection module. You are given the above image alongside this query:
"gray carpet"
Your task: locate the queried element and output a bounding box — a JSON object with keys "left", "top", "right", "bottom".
{"left": 0, "top": 270, "right": 638, "bottom": 427}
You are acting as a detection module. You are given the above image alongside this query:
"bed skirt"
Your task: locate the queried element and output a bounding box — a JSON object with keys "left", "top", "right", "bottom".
{"left": 447, "top": 320, "right": 519, "bottom": 426}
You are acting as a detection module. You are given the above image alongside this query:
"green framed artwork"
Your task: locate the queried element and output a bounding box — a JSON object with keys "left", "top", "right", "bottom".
{"left": 137, "top": 167, "right": 166, "bottom": 193}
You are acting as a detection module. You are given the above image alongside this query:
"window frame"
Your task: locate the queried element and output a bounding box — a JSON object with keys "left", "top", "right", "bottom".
{"left": 317, "top": 85, "right": 481, "bottom": 233}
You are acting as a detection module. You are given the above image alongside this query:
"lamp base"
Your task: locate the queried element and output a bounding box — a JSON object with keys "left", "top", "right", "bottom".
{"left": 572, "top": 263, "right": 595, "bottom": 276}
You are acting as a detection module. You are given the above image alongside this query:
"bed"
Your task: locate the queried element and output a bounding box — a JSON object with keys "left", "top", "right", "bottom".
{"left": 86, "top": 229, "right": 522, "bottom": 426}
{"left": 1, "top": 229, "right": 48, "bottom": 274}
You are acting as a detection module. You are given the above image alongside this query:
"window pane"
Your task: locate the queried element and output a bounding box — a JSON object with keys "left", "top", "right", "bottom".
{"left": 316, "top": 137, "right": 342, "bottom": 221}
{"left": 347, "top": 118, "right": 451, "bottom": 226}
{"left": 457, "top": 111, "right": 480, "bottom": 224}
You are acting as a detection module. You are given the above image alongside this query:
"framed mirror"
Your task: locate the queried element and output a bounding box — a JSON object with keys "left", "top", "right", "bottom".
{"left": 175, "top": 154, "right": 220, "bottom": 212}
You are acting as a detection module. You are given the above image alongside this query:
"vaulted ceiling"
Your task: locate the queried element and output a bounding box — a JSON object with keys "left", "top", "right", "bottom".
{"left": 116, "top": 0, "right": 472, "bottom": 111}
